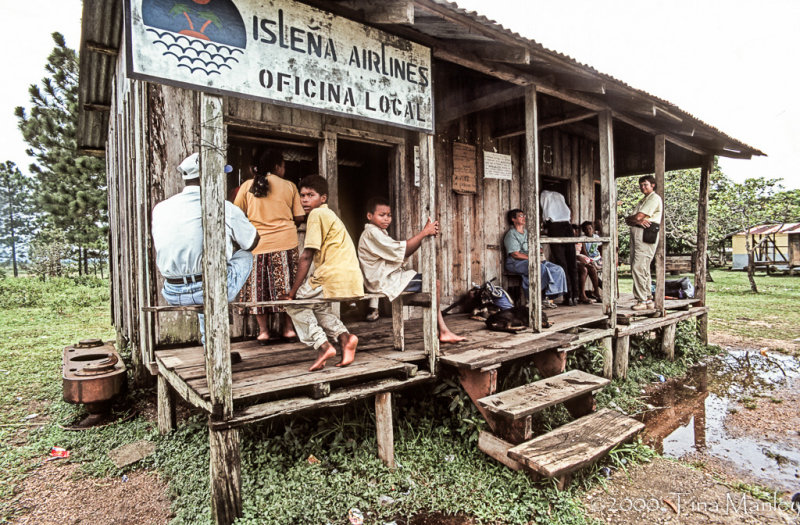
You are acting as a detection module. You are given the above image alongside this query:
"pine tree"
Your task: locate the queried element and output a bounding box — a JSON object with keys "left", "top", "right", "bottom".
{"left": 15, "top": 32, "right": 107, "bottom": 274}
{"left": 0, "top": 161, "right": 36, "bottom": 276}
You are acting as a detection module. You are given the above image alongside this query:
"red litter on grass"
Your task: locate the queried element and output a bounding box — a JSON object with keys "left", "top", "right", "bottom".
{"left": 50, "top": 447, "right": 70, "bottom": 458}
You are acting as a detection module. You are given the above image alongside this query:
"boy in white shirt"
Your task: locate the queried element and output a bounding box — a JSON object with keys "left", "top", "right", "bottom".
{"left": 357, "top": 197, "right": 465, "bottom": 344}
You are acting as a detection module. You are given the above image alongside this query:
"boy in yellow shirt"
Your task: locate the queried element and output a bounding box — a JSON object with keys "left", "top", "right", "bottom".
{"left": 280, "top": 176, "right": 364, "bottom": 371}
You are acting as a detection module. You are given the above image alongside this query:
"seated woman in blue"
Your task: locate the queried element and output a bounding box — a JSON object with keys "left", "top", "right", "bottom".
{"left": 504, "top": 209, "right": 567, "bottom": 308}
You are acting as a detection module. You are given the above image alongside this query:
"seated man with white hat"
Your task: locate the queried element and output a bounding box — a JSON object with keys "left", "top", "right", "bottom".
{"left": 151, "top": 153, "right": 259, "bottom": 344}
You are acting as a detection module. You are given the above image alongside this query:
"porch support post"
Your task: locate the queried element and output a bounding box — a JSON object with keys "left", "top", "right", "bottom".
{"left": 654, "top": 134, "right": 666, "bottom": 316}
{"left": 375, "top": 392, "right": 395, "bottom": 468}
{"left": 418, "top": 133, "right": 439, "bottom": 372}
{"left": 524, "top": 86, "right": 542, "bottom": 331}
{"left": 320, "top": 131, "right": 339, "bottom": 214}
{"left": 200, "top": 93, "right": 241, "bottom": 525}
{"left": 598, "top": 111, "right": 617, "bottom": 329}
{"left": 695, "top": 155, "right": 713, "bottom": 344}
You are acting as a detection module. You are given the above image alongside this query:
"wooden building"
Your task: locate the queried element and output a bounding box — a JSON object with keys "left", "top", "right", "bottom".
{"left": 78, "top": 1, "right": 763, "bottom": 522}
{"left": 730, "top": 223, "right": 800, "bottom": 273}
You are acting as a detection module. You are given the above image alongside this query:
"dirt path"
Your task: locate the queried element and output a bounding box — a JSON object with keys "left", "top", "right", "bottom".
{"left": 7, "top": 461, "right": 172, "bottom": 525}
{"left": 584, "top": 457, "right": 797, "bottom": 525}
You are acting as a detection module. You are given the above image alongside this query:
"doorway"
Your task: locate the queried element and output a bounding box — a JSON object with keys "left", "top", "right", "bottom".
{"left": 336, "top": 139, "right": 392, "bottom": 241}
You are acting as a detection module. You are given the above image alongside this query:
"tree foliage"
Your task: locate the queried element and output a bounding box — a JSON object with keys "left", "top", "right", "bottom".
{"left": 0, "top": 161, "right": 37, "bottom": 276}
{"left": 15, "top": 32, "right": 107, "bottom": 272}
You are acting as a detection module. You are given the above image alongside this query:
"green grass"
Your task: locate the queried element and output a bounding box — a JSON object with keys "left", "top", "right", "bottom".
{"left": 705, "top": 269, "right": 800, "bottom": 343}
{"left": 0, "top": 274, "right": 752, "bottom": 524}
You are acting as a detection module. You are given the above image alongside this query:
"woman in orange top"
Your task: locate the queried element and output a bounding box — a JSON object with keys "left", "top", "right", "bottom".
{"left": 234, "top": 149, "right": 305, "bottom": 343}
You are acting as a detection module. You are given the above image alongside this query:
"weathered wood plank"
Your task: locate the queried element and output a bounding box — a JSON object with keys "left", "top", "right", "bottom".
{"left": 616, "top": 306, "right": 708, "bottom": 338}
{"left": 439, "top": 332, "right": 576, "bottom": 370}
{"left": 661, "top": 323, "right": 677, "bottom": 361}
{"left": 209, "top": 427, "right": 242, "bottom": 524}
{"left": 212, "top": 373, "right": 434, "bottom": 429}
{"left": 524, "top": 86, "right": 542, "bottom": 331}
{"left": 155, "top": 356, "right": 213, "bottom": 412}
{"left": 695, "top": 156, "right": 712, "bottom": 344}
{"left": 375, "top": 392, "right": 395, "bottom": 468}
{"left": 478, "top": 370, "right": 609, "bottom": 420}
{"left": 601, "top": 336, "right": 613, "bottom": 380}
{"left": 477, "top": 431, "right": 523, "bottom": 471}
{"left": 157, "top": 374, "right": 176, "bottom": 434}
{"left": 418, "top": 133, "right": 439, "bottom": 372}
{"left": 654, "top": 134, "right": 666, "bottom": 316}
{"left": 598, "top": 111, "right": 617, "bottom": 326}
{"left": 507, "top": 409, "right": 644, "bottom": 478}
{"left": 614, "top": 335, "right": 630, "bottom": 379}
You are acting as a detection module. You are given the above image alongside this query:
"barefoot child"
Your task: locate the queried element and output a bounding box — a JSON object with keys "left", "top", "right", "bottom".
{"left": 280, "top": 176, "right": 363, "bottom": 371}
{"left": 358, "top": 197, "right": 465, "bottom": 344}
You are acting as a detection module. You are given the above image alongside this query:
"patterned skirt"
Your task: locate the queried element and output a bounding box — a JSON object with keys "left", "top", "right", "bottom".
{"left": 241, "top": 247, "right": 299, "bottom": 314}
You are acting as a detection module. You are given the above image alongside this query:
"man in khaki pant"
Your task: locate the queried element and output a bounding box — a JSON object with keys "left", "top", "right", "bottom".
{"left": 625, "top": 175, "right": 663, "bottom": 310}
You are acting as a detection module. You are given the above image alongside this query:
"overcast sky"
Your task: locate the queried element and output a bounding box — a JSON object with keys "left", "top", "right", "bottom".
{"left": 2, "top": 0, "right": 798, "bottom": 189}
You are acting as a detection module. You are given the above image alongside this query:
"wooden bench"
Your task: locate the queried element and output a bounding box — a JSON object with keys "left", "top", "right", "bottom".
{"left": 143, "top": 292, "right": 431, "bottom": 353}
{"left": 665, "top": 254, "right": 693, "bottom": 275}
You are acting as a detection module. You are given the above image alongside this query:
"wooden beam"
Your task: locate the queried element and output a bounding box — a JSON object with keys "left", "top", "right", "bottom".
{"left": 418, "top": 133, "right": 439, "bottom": 372}
{"left": 598, "top": 111, "right": 617, "bottom": 328}
{"left": 554, "top": 74, "right": 606, "bottom": 95}
{"left": 79, "top": 147, "right": 106, "bottom": 157}
{"left": 320, "top": 131, "right": 339, "bottom": 214}
{"left": 661, "top": 323, "right": 677, "bottom": 361}
{"left": 613, "top": 112, "right": 709, "bottom": 157}
{"left": 456, "top": 41, "right": 531, "bottom": 65}
{"left": 375, "top": 392, "right": 395, "bottom": 468}
{"left": 538, "top": 111, "right": 598, "bottom": 131}
{"left": 200, "top": 93, "right": 241, "bottom": 525}
{"left": 157, "top": 374, "right": 176, "bottom": 434}
{"left": 601, "top": 336, "right": 613, "bottom": 379}
{"left": 654, "top": 134, "right": 666, "bottom": 316}
{"left": 341, "top": 0, "right": 414, "bottom": 23}
{"left": 84, "top": 103, "right": 111, "bottom": 112}
{"left": 695, "top": 156, "right": 713, "bottom": 344}
{"left": 524, "top": 86, "right": 542, "bottom": 332}
{"left": 86, "top": 40, "right": 118, "bottom": 56}
{"left": 613, "top": 335, "right": 629, "bottom": 379}
{"left": 438, "top": 85, "right": 524, "bottom": 124}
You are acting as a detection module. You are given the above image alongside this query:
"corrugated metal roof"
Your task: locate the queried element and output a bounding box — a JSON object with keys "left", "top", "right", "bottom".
{"left": 734, "top": 223, "right": 800, "bottom": 235}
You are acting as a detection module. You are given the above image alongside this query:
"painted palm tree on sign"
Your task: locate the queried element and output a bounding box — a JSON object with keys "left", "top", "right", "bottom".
{"left": 169, "top": 0, "right": 222, "bottom": 41}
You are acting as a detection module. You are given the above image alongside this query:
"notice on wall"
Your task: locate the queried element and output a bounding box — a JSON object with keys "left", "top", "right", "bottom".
{"left": 452, "top": 142, "right": 477, "bottom": 194}
{"left": 483, "top": 151, "right": 513, "bottom": 180}
{"left": 125, "top": 0, "right": 433, "bottom": 131}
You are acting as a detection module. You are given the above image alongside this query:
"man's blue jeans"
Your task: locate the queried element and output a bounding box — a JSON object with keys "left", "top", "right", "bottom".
{"left": 161, "top": 250, "right": 253, "bottom": 344}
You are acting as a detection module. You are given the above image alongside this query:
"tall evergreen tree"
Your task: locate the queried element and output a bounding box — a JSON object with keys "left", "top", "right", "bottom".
{"left": 15, "top": 32, "right": 107, "bottom": 274}
{"left": 0, "top": 161, "right": 36, "bottom": 276}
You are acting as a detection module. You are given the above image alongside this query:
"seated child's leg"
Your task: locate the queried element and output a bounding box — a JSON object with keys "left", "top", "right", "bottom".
{"left": 285, "top": 281, "right": 338, "bottom": 370}
{"left": 313, "top": 303, "right": 358, "bottom": 366}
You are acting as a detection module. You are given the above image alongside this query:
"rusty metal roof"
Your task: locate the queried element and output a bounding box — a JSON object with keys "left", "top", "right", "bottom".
{"left": 735, "top": 223, "right": 800, "bottom": 236}
{"left": 78, "top": 0, "right": 765, "bottom": 160}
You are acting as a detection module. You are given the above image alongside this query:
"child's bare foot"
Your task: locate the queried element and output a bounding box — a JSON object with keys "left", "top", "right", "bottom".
{"left": 336, "top": 333, "right": 358, "bottom": 367}
{"left": 256, "top": 332, "right": 270, "bottom": 345}
{"left": 439, "top": 330, "right": 466, "bottom": 344}
{"left": 282, "top": 329, "right": 297, "bottom": 339}
{"left": 309, "top": 343, "right": 336, "bottom": 371}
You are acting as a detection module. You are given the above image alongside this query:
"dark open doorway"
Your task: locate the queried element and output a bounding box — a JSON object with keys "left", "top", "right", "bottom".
{"left": 336, "top": 139, "right": 392, "bottom": 241}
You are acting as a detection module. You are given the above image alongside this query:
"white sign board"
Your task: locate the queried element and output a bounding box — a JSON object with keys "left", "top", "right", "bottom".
{"left": 483, "top": 151, "right": 513, "bottom": 180}
{"left": 125, "top": 0, "right": 433, "bottom": 131}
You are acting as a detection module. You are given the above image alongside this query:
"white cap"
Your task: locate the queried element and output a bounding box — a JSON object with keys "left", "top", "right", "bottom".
{"left": 178, "top": 153, "right": 200, "bottom": 180}
{"left": 178, "top": 153, "right": 234, "bottom": 179}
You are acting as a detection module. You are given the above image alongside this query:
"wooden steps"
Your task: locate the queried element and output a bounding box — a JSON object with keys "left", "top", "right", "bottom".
{"left": 478, "top": 370, "right": 609, "bottom": 420}
{"left": 439, "top": 331, "right": 577, "bottom": 370}
{"left": 507, "top": 408, "right": 644, "bottom": 479}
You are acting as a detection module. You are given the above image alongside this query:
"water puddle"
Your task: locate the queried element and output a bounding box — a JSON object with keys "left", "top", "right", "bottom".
{"left": 641, "top": 349, "right": 800, "bottom": 492}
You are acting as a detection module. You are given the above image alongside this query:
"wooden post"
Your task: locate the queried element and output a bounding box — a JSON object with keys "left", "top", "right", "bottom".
{"left": 418, "top": 133, "right": 439, "bottom": 373}
{"left": 654, "top": 134, "right": 666, "bottom": 316}
{"left": 524, "top": 86, "right": 542, "bottom": 331}
{"left": 601, "top": 336, "right": 613, "bottom": 379}
{"left": 614, "top": 335, "right": 629, "bottom": 379}
{"left": 598, "top": 111, "right": 617, "bottom": 329}
{"left": 157, "top": 374, "right": 176, "bottom": 434}
{"left": 695, "top": 155, "right": 712, "bottom": 344}
{"left": 391, "top": 299, "right": 404, "bottom": 351}
{"left": 375, "top": 392, "right": 395, "bottom": 468}
{"left": 661, "top": 323, "right": 677, "bottom": 361}
{"left": 200, "top": 93, "right": 241, "bottom": 525}
{"left": 321, "top": 131, "right": 339, "bottom": 214}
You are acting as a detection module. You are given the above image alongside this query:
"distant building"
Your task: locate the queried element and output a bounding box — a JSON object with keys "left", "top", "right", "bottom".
{"left": 730, "top": 223, "right": 800, "bottom": 272}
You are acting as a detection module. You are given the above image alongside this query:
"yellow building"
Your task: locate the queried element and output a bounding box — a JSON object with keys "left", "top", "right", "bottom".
{"left": 731, "top": 223, "right": 800, "bottom": 271}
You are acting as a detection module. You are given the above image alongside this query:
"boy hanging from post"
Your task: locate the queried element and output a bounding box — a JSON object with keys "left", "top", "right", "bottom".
{"left": 358, "top": 197, "right": 466, "bottom": 344}
{"left": 280, "top": 175, "right": 363, "bottom": 371}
